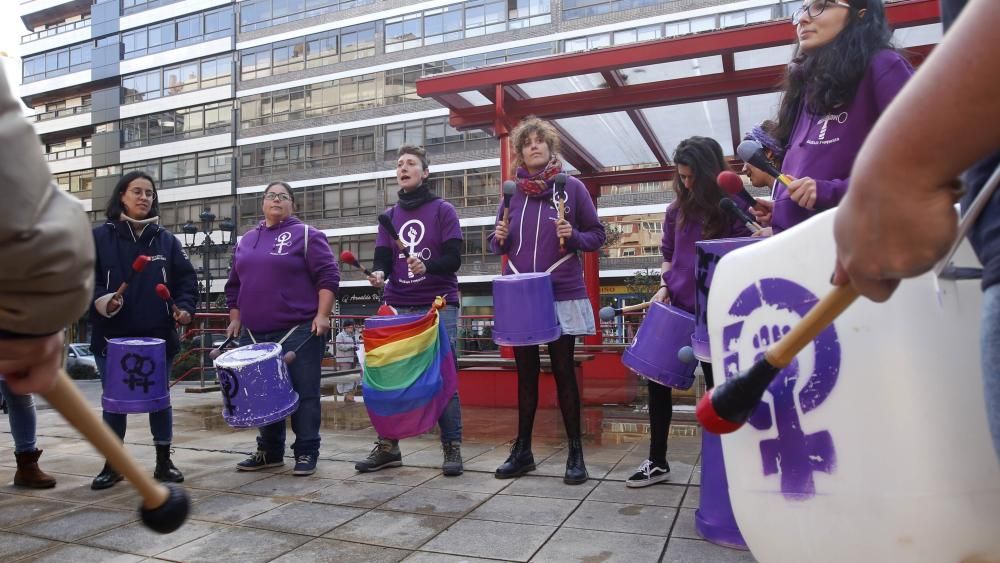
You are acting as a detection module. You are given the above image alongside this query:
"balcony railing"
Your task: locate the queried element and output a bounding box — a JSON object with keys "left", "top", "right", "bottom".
{"left": 22, "top": 17, "right": 91, "bottom": 44}
{"left": 29, "top": 104, "right": 91, "bottom": 123}
{"left": 44, "top": 146, "right": 92, "bottom": 162}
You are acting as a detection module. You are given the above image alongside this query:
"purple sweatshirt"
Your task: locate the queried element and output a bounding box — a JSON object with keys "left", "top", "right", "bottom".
{"left": 376, "top": 199, "right": 463, "bottom": 307}
{"left": 225, "top": 216, "right": 340, "bottom": 333}
{"left": 661, "top": 204, "right": 751, "bottom": 314}
{"left": 488, "top": 174, "right": 606, "bottom": 301}
{"left": 773, "top": 49, "right": 914, "bottom": 233}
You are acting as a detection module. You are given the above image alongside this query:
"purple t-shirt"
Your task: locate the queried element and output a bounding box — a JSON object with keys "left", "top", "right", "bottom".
{"left": 376, "top": 199, "right": 463, "bottom": 307}
{"left": 773, "top": 49, "right": 914, "bottom": 233}
{"left": 661, "top": 204, "right": 751, "bottom": 314}
{"left": 225, "top": 216, "right": 340, "bottom": 333}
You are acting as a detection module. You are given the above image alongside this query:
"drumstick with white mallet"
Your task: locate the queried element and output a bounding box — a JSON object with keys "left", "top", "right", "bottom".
{"left": 737, "top": 140, "right": 793, "bottom": 188}
{"left": 35, "top": 370, "right": 190, "bottom": 532}
{"left": 696, "top": 284, "right": 858, "bottom": 434}
{"left": 598, "top": 301, "right": 652, "bottom": 320}
{"left": 554, "top": 173, "right": 568, "bottom": 252}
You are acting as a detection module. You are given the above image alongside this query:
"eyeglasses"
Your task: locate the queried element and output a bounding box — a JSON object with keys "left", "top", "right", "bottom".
{"left": 127, "top": 188, "right": 156, "bottom": 200}
{"left": 792, "top": 0, "right": 852, "bottom": 25}
{"left": 264, "top": 192, "right": 292, "bottom": 202}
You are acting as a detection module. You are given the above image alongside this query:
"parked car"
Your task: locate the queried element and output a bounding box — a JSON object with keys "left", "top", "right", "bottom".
{"left": 66, "top": 343, "right": 97, "bottom": 379}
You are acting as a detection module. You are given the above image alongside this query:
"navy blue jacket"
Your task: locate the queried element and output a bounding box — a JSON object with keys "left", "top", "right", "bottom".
{"left": 90, "top": 220, "right": 198, "bottom": 357}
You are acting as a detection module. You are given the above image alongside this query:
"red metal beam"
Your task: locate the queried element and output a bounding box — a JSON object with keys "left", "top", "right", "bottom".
{"left": 416, "top": 0, "right": 938, "bottom": 99}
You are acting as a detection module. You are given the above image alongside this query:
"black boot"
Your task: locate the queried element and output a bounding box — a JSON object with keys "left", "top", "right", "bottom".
{"left": 495, "top": 438, "right": 535, "bottom": 479}
{"left": 91, "top": 462, "right": 124, "bottom": 490}
{"left": 564, "top": 438, "right": 588, "bottom": 485}
{"left": 153, "top": 444, "right": 184, "bottom": 483}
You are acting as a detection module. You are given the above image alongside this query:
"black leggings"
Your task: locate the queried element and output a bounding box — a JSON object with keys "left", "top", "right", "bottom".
{"left": 513, "top": 335, "right": 581, "bottom": 441}
{"left": 648, "top": 361, "right": 713, "bottom": 465}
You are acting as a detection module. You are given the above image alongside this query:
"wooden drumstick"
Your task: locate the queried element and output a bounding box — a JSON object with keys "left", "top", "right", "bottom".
{"left": 41, "top": 370, "right": 190, "bottom": 533}
{"left": 377, "top": 213, "right": 409, "bottom": 257}
{"left": 554, "top": 174, "right": 567, "bottom": 252}
{"left": 114, "top": 255, "right": 152, "bottom": 300}
{"left": 696, "top": 284, "right": 858, "bottom": 434}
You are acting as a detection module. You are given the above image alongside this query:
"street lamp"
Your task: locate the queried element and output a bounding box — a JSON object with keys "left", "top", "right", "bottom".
{"left": 181, "top": 207, "right": 236, "bottom": 309}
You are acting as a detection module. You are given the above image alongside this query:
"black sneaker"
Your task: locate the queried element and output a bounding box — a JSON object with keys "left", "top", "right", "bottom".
{"left": 355, "top": 439, "right": 402, "bottom": 473}
{"left": 625, "top": 459, "right": 670, "bottom": 488}
{"left": 236, "top": 450, "right": 284, "bottom": 471}
{"left": 293, "top": 454, "right": 317, "bottom": 476}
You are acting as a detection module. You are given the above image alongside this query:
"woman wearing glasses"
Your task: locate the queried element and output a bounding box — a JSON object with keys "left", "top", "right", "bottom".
{"left": 89, "top": 171, "right": 198, "bottom": 490}
{"left": 224, "top": 181, "right": 339, "bottom": 476}
{"left": 755, "top": 0, "right": 914, "bottom": 234}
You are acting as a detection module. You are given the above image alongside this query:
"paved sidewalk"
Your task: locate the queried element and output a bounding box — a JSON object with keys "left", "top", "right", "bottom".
{"left": 0, "top": 382, "right": 757, "bottom": 562}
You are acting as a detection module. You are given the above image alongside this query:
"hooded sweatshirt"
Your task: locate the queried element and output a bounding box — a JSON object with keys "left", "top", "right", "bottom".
{"left": 90, "top": 220, "right": 198, "bottom": 357}
{"left": 488, "top": 174, "right": 605, "bottom": 301}
{"left": 773, "top": 49, "right": 914, "bottom": 233}
{"left": 225, "top": 216, "right": 340, "bottom": 333}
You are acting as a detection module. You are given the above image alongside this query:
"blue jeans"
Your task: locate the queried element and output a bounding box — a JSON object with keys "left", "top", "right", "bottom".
{"left": 391, "top": 304, "right": 463, "bottom": 443}
{"left": 982, "top": 284, "right": 1000, "bottom": 461}
{"left": 0, "top": 380, "right": 37, "bottom": 453}
{"left": 241, "top": 324, "right": 324, "bottom": 457}
{"left": 96, "top": 352, "right": 173, "bottom": 445}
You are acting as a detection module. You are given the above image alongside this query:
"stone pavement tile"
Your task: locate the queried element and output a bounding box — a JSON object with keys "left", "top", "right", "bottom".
{"left": 563, "top": 501, "right": 677, "bottom": 537}
{"left": 0, "top": 531, "right": 57, "bottom": 560}
{"left": 270, "top": 538, "right": 411, "bottom": 563}
{"left": 157, "top": 526, "right": 310, "bottom": 563}
{"left": 235, "top": 474, "right": 337, "bottom": 498}
{"left": 307, "top": 460, "right": 361, "bottom": 480}
{"left": 418, "top": 472, "right": 513, "bottom": 494}
{"left": 349, "top": 466, "right": 441, "bottom": 487}
{"left": 585, "top": 481, "right": 686, "bottom": 507}
{"left": 95, "top": 483, "right": 218, "bottom": 510}
{"left": 0, "top": 495, "right": 80, "bottom": 528}
{"left": 532, "top": 457, "right": 616, "bottom": 480}
{"left": 13, "top": 506, "right": 137, "bottom": 541}
{"left": 403, "top": 552, "right": 499, "bottom": 562}
{"left": 325, "top": 509, "right": 455, "bottom": 549}
{"left": 456, "top": 453, "right": 510, "bottom": 474}
{"left": 181, "top": 467, "right": 276, "bottom": 491}
{"left": 188, "top": 492, "right": 287, "bottom": 524}
{"left": 240, "top": 501, "right": 366, "bottom": 536}
{"left": 402, "top": 444, "right": 493, "bottom": 469}
{"left": 84, "top": 520, "right": 223, "bottom": 557}
{"left": 660, "top": 538, "right": 758, "bottom": 563}
{"left": 10, "top": 473, "right": 133, "bottom": 505}
{"left": 22, "top": 544, "right": 144, "bottom": 562}
{"left": 421, "top": 519, "right": 556, "bottom": 562}
{"left": 669, "top": 508, "right": 701, "bottom": 540}
{"left": 531, "top": 527, "right": 667, "bottom": 563}
{"left": 497, "top": 475, "right": 597, "bottom": 500}
{"left": 33, "top": 453, "right": 107, "bottom": 477}
{"left": 691, "top": 465, "right": 701, "bottom": 485}
{"left": 682, "top": 486, "right": 700, "bottom": 509}
{"left": 168, "top": 449, "right": 254, "bottom": 468}
{"left": 467, "top": 494, "right": 579, "bottom": 526}
{"left": 309, "top": 480, "right": 411, "bottom": 508}
{"left": 606, "top": 460, "right": 694, "bottom": 485}
{"left": 379, "top": 487, "right": 489, "bottom": 518}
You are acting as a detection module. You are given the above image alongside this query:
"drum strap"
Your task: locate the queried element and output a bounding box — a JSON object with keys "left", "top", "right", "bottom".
{"left": 507, "top": 252, "right": 573, "bottom": 276}
{"left": 247, "top": 324, "right": 300, "bottom": 346}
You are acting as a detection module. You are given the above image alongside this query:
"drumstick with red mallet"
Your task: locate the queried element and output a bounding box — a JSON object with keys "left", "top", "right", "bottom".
{"left": 154, "top": 283, "right": 189, "bottom": 323}
{"left": 340, "top": 250, "right": 373, "bottom": 276}
{"left": 696, "top": 284, "right": 858, "bottom": 434}
{"left": 113, "top": 255, "right": 152, "bottom": 300}
{"left": 38, "top": 370, "right": 189, "bottom": 532}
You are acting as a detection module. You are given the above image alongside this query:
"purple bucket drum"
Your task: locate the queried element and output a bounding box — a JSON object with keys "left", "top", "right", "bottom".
{"left": 696, "top": 430, "right": 748, "bottom": 549}
{"left": 492, "top": 272, "right": 561, "bottom": 346}
{"left": 622, "top": 302, "right": 698, "bottom": 389}
{"left": 213, "top": 343, "right": 299, "bottom": 428}
{"left": 102, "top": 337, "right": 170, "bottom": 414}
{"left": 692, "top": 237, "right": 761, "bottom": 362}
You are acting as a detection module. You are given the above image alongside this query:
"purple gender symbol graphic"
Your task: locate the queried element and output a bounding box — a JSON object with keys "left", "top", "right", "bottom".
{"left": 721, "top": 278, "right": 841, "bottom": 500}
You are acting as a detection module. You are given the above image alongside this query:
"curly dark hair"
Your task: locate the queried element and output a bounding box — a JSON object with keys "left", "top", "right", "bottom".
{"left": 671, "top": 136, "right": 730, "bottom": 240}
{"left": 774, "top": 0, "right": 894, "bottom": 145}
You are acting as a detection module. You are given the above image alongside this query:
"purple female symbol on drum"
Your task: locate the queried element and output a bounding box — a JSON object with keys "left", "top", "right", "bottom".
{"left": 492, "top": 272, "right": 562, "bottom": 346}
{"left": 102, "top": 337, "right": 170, "bottom": 414}
{"left": 622, "top": 302, "right": 698, "bottom": 389}
{"left": 692, "top": 237, "right": 762, "bottom": 362}
{"left": 213, "top": 343, "right": 299, "bottom": 428}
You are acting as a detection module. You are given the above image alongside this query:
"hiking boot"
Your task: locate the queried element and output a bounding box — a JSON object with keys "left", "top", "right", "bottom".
{"left": 236, "top": 450, "right": 285, "bottom": 471}
{"left": 91, "top": 462, "right": 124, "bottom": 490}
{"left": 442, "top": 441, "right": 463, "bottom": 476}
{"left": 494, "top": 438, "right": 535, "bottom": 479}
{"left": 153, "top": 444, "right": 184, "bottom": 483}
{"left": 14, "top": 449, "right": 56, "bottom": 489}
{"left": 354, "top": 439, "right": 401, "bottom": 473}
{"left": 564, "top": 438, "right": 589, "bottom": 485}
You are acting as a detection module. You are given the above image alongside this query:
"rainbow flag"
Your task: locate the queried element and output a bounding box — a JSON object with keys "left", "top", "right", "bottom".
{"left": 361, "top": 297, "right": 457, "bottom": 439}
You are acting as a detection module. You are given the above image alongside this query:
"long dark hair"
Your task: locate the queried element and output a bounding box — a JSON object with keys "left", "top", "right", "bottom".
{"left": 774, "top": 0, "right": 894, "bottom": 145}
{"left": 671, "top": 136, "right": 729, "bottom": 239}
{"left": 105, "top": 171, "right": 160, "bottom": 220}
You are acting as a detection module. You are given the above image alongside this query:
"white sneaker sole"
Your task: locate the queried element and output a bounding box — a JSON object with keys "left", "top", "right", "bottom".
{"left": 625, "top": 472, "right": 670, "bottom": 488}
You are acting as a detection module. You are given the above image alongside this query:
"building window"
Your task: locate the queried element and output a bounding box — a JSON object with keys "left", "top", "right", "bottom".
{"left": 22, "top": 42, "right": 92, "bottom": 83}
{"left": 240, "top": 23, "right": 374, "bottom": 81}
{"left": 123, "top": 55, "right": 233, "bottom": 104}
{"left": 425, "top": 167, "right": 500, "bottom": 208}
{"left": 54, "top": 169, "right": 95, "bottom": 194}
{"left": 384, "top": 117, "right": 495, "bottom": 160}
{"left": 239, "top": 127, "right": 377, "bottom": 178}
{"left": 239, "top": 0, "right": 377, "bottom": 33}
{"left": 122, "top": 8, "right": 232, "bottom": 60}
{"left": 121, "top": 102, "right": 232, "bottom": 148}
{"left": 123, "top": 149, "right": 233, "bottom": 189}
{"left": 385, "top": 0, "right": 550, "bottom": 53}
